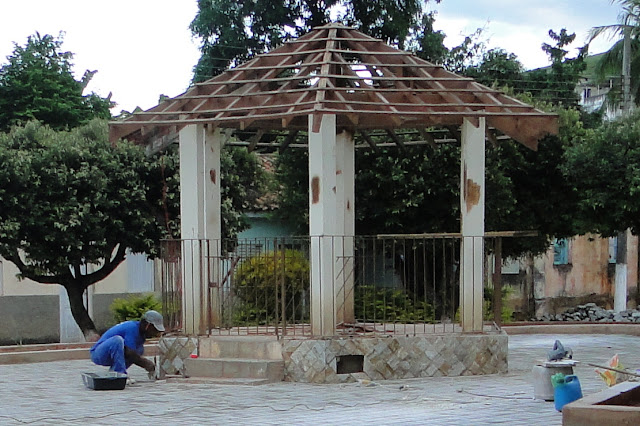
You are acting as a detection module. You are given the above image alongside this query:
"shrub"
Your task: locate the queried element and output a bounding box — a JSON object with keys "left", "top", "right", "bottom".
{"left": 483, "top": 284, "right": 514, "bottom": 323}
{"left": 233, "top": 249, "right": 310, "bottom": 320}
{"left": 355, "top": 285, "right": 435, "bottom": 323}
{"left": 110, "top": 293, "right": 161, "bottom": 323}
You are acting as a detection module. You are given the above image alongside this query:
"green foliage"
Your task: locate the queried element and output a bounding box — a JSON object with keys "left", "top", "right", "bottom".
{"left": 525, "top": 29, "right": 587, "bottom": 107}
{"left": 233, "top": 249, "right": 310, "bottom": 319}
{"left": 407, "top": 12, "right": 448, "bottom": 64}
{"left": 355, "top": 286, "right": 435, "bottom": 323}
{"left": 588, "top": 1, "right": 640, "bottom": 107}
{"left": 564, "top": 108, "right": 640, "bottom": 236}
{"left": 0, "top": 120, "right": 168, "bottom": 273}
{"left": 0, "top": 120, "right": 176, "bottom": 335}
{"left": 465, "top": 48, "right": 525, "bottom": 89}
{"left": 110, "top": 293, "right": 161, "bottom": 324}
{"left": 482, "top": 285, "right": 514, "bottom": 323}
{"left": 0, "top": 33, "right": 111, "bottom": 132}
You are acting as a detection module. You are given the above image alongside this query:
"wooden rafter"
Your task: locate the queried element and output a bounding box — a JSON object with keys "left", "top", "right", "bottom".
{"left": 110, "top": 23, "right": 557, "bottom": 149}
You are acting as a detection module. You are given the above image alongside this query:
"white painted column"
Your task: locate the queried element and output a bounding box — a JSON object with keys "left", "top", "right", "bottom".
{"left": 460, "top": 117, "right": 485, "bottom": 332}
{"left": 179, "top": 124, "right": 222, "bottom": 335}
{"left": 335, "top": 130, "right": 355, "bottom": 324}
{"left": 309, "top": 114, "right": 338, "bottom": 336}
{"left": 614, "top": 230, "right": 629, "bottom": 312}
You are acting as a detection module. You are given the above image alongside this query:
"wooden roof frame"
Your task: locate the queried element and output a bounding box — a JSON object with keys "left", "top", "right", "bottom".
{"left": 110, "top": 23, "right": 557, "bottom": 150}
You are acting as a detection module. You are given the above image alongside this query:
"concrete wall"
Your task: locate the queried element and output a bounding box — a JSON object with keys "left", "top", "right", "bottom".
{"left": 0, "top": 295, "right": 59, "bottom": 345}
{"left": 0, "top": 252, "right": 157, "bottom": 345}
{"left": 503, "top": 233, "right": 639, "bottom": 319}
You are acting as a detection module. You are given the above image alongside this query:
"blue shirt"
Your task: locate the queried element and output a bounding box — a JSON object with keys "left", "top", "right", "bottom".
{"left": 90, "top": 320, "right": 145, "bottom": 356}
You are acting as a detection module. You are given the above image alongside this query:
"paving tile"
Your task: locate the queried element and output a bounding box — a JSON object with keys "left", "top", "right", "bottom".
{"left": 0, "top": 334, "right": 637, "bottom": 425}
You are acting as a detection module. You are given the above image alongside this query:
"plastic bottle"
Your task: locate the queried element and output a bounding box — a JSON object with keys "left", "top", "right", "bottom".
{"left": 553, "top": 374, "right": 583, "bottom": 412}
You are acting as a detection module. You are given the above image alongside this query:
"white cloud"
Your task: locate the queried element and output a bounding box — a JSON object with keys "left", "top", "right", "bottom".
{"left": 0, "top": 0, "right": 201, "bottom": 113}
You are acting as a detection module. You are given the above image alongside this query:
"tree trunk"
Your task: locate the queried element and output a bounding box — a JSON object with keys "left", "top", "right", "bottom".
{"left": 64, "top": 283, "right": 100, "bottom": 342}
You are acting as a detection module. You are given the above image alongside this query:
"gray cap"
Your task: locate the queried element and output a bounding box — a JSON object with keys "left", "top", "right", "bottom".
{"left": 142, "top": 310, "right": 165, "bottom": 332}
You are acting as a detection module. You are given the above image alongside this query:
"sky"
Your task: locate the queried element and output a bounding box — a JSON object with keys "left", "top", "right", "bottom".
{"left": 0, "top": 0, "right": 625, "bottom": 114}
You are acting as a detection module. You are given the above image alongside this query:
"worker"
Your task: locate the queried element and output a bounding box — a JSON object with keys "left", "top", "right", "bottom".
{"left": 90, "top": 310, "right": 164, "bottom": 375}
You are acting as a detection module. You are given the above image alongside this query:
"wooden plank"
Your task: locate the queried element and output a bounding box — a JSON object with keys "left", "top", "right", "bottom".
{"left": 385, "top": 129, "right": 406, "bottom": 151}
{"left": 358, "top": 130, "right": 380, "bottom": 153}
{"left": 417, "top": 128, "right": 438, "bottom": 150}
{"left": 279, "top": 130, "right": 299, "bottom": 153}
{"left": 247, "top": 129, "right": 265, "bottom": 152}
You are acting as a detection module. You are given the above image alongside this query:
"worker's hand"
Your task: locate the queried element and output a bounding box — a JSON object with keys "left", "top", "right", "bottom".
{"left": 141, "top": 358, "right": 155, "bottom": 373}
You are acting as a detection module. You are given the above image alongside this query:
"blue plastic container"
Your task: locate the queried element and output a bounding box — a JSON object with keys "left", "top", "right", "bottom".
{"left": 554, "top": 375, "right": 583, "bottom": 411}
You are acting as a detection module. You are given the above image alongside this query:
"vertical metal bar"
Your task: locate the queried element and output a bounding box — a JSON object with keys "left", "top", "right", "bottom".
{"left": 274, "top": 238, "right": 282, "bottom": 337}
{"left": 493, "top": 237, "right": 503, "bottom": 326}
{"left": 280, "top": 242, "right": 286, "bottom": 338}
{"left": 205, "top": 239, "right": 211, "bottom": 336}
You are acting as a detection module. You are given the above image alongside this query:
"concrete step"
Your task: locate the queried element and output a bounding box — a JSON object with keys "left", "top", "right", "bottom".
{"left": 0, "top": 347, "right": 89, "bottom": 364}
{"left": 165, "top": 377, "right": 273, "bottom": 386}
{"left": 0, "top": 343, "right": 159, "bottom": 365}
{"left": 198, "top": 336, "right": 282, "bottom": 360}
{"left": 184, "top": 357, "right": 284, "bottom": 382}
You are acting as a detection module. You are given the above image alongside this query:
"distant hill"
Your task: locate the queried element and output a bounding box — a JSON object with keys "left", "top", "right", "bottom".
{"left": 526, "top": 52, "right": 609, "bottom": 81}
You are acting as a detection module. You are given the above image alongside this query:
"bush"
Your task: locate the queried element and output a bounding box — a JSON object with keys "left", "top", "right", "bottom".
{"left": 355, "top": 285, "right": 435, "bottom": 323}
{"left": 483, "top": 284, "right": 514, "bottom": 323}
{"left": 110, "top": 293, "right": 161, "bottom": 324}
{"left": 233, "top": 249, "right": 310, "bottom": 321}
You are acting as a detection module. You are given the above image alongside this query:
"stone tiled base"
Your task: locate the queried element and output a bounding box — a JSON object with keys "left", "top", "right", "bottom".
{"left": 282, "top": 332, "right": 507, "bottom": 383}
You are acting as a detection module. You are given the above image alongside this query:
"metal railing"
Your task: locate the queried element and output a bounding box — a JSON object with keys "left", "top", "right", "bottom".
{"left": 159, "top": 234, "right": 526, "bottom": 338}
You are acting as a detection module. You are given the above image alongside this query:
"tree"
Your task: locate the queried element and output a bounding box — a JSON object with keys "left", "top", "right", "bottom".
{"left": 0, "top": 123, "right": 266, "bottom": 339}
{"left": 0, "top": 33, "right": 111, "bottom": 132}
{"left": 0, "top": 120, "right": 172, "bottom": 339}
{"left": 407, "top": 12, "right": 449, "bottom": 64}
{"left": 564, "top": 108, "right": 640, "bottom": 236}
{"left": 464, "top": 48, "right": 525, "bottom": 90}
{"left": 589, "top": 0, "right": 640, "bottom": 109}
{"left": 526, "top": 29, "right": 587, "bottom": 107}
{"left": 189, "top": 0, "right": 440, "bottom": 82}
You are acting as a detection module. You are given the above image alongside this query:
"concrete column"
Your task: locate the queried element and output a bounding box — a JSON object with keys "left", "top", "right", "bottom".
{"left": 179, "top": 124, "right": 222, "bottom": 335}
{"left": 335, "top": 130, "right": 355, "bottom": 324}
{"left": 460, "top": 117, "right": 485, "bottom": 332}
{"left": 614, "top": 230, "right": 629, "bottom": 312}
{"left": 309, "top": 114, "right": 338, "bottom": 336}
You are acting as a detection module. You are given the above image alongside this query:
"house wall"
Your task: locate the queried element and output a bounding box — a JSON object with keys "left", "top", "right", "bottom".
{"left": 504, "top": 233, "right": 639, "bottom": 319}
{"left": 238, "top": 214, "right": 294, "bottom": 240}
{"left": 0, "top": 295, "right": 59, "bottom": 345}
{"left": 0, "top": 251, "right": 157, "bottom": 345}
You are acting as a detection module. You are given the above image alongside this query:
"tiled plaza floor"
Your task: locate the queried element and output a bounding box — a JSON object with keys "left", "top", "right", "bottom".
{"left": 0, "top": 333, "right": 637, "bottom": 425}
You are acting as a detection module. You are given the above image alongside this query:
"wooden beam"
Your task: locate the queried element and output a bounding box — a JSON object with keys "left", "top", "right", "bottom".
{"left": 385, "top": 129, "right": 406, "bottom": 151}
{"left": 247, "top": 129, "right": 265, "bottom": 152}
{"left": 359, "top": 130, "right": 380, "bottom": 153}
{"left": 417, "top": 128, "right": 438, "bottom": 150}
{"left": 279, "top": 130, "right": 299, "bottom": 153}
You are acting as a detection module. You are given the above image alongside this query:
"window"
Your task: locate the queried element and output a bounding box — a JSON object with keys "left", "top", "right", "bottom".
{"left": 553, "top": 238, "right": 569, "bottom": 265}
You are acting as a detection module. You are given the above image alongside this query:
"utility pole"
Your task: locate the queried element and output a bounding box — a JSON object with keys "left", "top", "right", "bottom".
{"left": 615, "top": 27, "right": 632, "bottom": 312}
{"left": 622, "top": 26, "right": 633, "bottom": 114}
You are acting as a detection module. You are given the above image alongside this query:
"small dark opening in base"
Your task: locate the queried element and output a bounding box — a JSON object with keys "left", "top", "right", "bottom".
{"left": 337, "top": 355, "right": 364, "bottom": 374}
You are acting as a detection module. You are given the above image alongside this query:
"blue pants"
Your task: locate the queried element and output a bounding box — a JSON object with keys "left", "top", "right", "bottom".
{"left": 90, "top": 336, "right": 127, "bottom": 374}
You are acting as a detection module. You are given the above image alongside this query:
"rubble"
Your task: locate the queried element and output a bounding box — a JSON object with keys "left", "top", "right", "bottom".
{"left": 534, "top": 303, "right": 640, "bottom": 323}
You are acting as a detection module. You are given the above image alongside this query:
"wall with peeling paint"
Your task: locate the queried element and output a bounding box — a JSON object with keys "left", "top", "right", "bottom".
{"left": 503, "top": 234, "right": 638, "bottom": 318}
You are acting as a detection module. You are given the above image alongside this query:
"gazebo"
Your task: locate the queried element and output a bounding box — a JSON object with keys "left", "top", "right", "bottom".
{"left": 110, "top": 23, "right": 556, "bottom": 349}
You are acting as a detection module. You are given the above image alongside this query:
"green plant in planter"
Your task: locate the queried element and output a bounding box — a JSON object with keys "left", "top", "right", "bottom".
{"left": 233, "top": 249, "right": 310, "bottom": 321}
{"left": 110, "top": 293, "right": 161, "bottom": 324}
